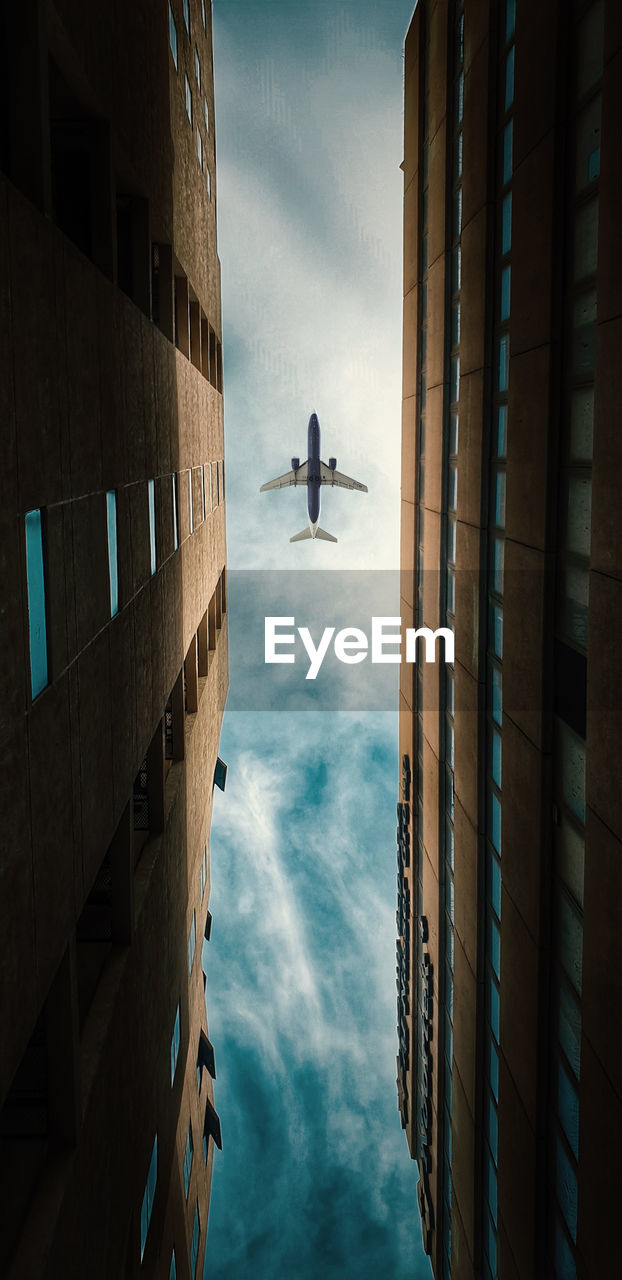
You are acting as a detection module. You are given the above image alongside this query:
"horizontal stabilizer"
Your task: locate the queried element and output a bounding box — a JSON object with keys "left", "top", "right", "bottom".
{"left": 319, "top": 461, "right": 367, "bottom": 492}
{"left": 315, "top": 527, "right": 338, "bottom": 542}
{"left": 290, "top": 527, "right": 313, "bottom": 542}
{"left": 260, "top": 462, "right": 308, "bottom": 491}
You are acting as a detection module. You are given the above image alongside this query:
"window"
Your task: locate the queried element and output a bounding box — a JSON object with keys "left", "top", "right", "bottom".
{"left": 140, "top": 1135, "right": 158, "bottom": 1261}
{"left": 168, "top": 4, "right": 178, "bottom": 68}
{"left": 185, "top": 74, "right": 193, "bottom": 125}
{"left": 215, "top": 460, "right": 220, "bottom": 505}
{"left": 188, "top": 469, "right": 194, "bottom": 533}
{"left": 195, "top": 48, "right": 201, "bottom": 90}
{"left": 190, "top": 1202, "right": 200, "bottom": 1278}
{"left": 201, "top": 466, "right": 206, "bottom": 521}
{"left": 201, "top": 0, "right": 207, "bottom": 30}
{"left": 204, "top": 98, "right": 209, "bottom": 135}
{"left": 200, "top": 845, "right": 207, "bottom": 899}
{"left": 170, "top": 1003, "right": 181, "bottom": 1085}
{"left": 148, "top": 479, "right": 157, "bottom": 575}
{"left": 169, "top": 1249, "right": 177, "bottom": 1280}
{"left": 206, "top": 165, "right": 211, "bottom": 201}
{"left": 183, "top": 1121, "right": 194, "bottom": 1199}
{"left": 188, "top": 910, "right": 196, "bottom": 974}
{"left": 25, "top": 509, "right": 48, "bottom": 698}
{"left": 197, "top": 127, "right": 203, "bottom": 169}
{"left": 172, "top": 473, "right": 180, "bottom": 550}
{"left": 214, "top": 758, "right": 227, "bottom": 791}
{"left": 106, "top": 491, "right": 119, "bottom": 617}
{"left": 183, "top": 0, "right": 190, "bottom": 35}
{"left": 197, "top": 1030, "right": 215, "bottom": 1090}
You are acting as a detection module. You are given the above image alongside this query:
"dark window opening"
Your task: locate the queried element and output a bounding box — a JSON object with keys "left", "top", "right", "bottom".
{"left": 49, "top": 62, "right": 94, "bottom": 260}
{"left": 76, "top": 854, "right": 113, "bottom": 1029}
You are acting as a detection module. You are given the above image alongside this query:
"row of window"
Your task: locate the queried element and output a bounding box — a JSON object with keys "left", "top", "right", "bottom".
{"left": 170, "top": 2, "right": 213, "bottom": 202}
{"left": 24, "top": 466, "right": 224, "bottom": 702}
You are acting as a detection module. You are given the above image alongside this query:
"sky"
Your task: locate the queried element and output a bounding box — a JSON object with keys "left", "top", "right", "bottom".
{"left": 205, "top": 2, "right": 429, "bottom": 1276}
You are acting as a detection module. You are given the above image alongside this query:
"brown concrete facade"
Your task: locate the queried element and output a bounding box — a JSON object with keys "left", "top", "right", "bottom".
{"left": 399, "top": 2, "right": 622, "bottom": 1279}
{"left": 0, "top": 2, "right": 227, "bottom": 1277}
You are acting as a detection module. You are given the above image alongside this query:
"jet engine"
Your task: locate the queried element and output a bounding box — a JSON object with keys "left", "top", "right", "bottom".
{"left": 291, "top": 457, "right": 300, "bottom": 470}
{"left": 328, "top": 457, "right": 337, "bottom": 470}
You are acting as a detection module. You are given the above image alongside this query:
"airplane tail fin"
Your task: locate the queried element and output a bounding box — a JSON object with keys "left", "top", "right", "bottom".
{"left": 289, "top": 526, "right": 338, "bottom": 543}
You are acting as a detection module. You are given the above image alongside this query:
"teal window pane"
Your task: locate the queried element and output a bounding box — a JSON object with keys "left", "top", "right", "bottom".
{"left": 500, "top": 265, "right": 511, "bottom": 322}
{"left": 556, "top": 1138, "right": 578, "bottom": 1242}
{"left": 191, "top": 1203, "right": 200, "bottom": 1277}
{"left": 490, "top": 915, "right": 501, "bottom": 979}
{"left": 488, "top": 1090, "right": 498, "bottom": 1163}
{"left": 491, "top": 792, "right": 502, "bottom": 854}
{"left": 491, "top": 603, "right": 503, "bottom": 658}
{"left": 494, "top": 470, "right": 506, "bottom": 528}
{"left": 485, "top": 1206, "right": 498, "bottom": 1274}
{"left": 183, "top": 0, "right": 190, "bottom": 35}
{"left": 106, "top": 491, "right": 119, "bottom": 617}
{"left": 506, "top": 0, "right": 516, "bottom": 40}
{"left": 449, "top": 411, "right": 459, "bottom": 456}
{"left": 487, "top": 1150, "right": 498, "bottom": 1225}
{"left": 497, "top": 404, "right": 508, "bottom": 457}
{"left": 558, "top": 1060, "right": 580, "bottom": 1158}
{"left": 501, "top": 193, "right": 512, "bottom": 255}
{"left": 503, "top": 121, "right": 513, "bottom": 185}
{"left": 488, "top": 972, "right": 500, "bottom": 1042}
{"left": 492, "top": 666, "right": 502, "bottom": 726}
{"left": 140, "top": 1135, "right": 158, "bottom": 1260}
{"left": 505, "top": 45, "right": 515, "bottom": 111}
{"left": 559, "top": 983, "right": 581, "bottom": 1080}
{"left": 171, "top": 1003, "right": 180, "bottom": 1085}
{"left": 559, "top": 892, "right": 583, "bottom": 997}
{"left": 448, "top": 461, "right": 458, "bottom": 511}
{"left": 493, "top": 536, "right": 504, "bottom": 595}
{"left": 25, "top": 509, "right": 48, "bottom": 699}
{"left": 168, "top": 4, "right": 178, "bottom": 68}
{"left": 447, "top": 566, "right": 455, "bottom": 614}
{"left": 169, "top": 1249, "right": 177, "bottom": 1280}
{"left": 498, "top": 333, "right": 509, "bottom": 392}
{"left": 201, "top": 465, "right": 206, "bottom": 520}
{"left": 451, "top": 354, "right": 460, "bottom": 403}
{"left": 491, "top": 727, "right": 502, "bottom": 788}
{"left": 490, "top": 855, "right": 501, "bottom": 920}
{"left": 489, "top": 1039, "right": 499, "bottom": 1101}
{"left": 148, "top": 480, "right": 156, "bottom": 575}
{"left": 184, "top": 1123, "right": 194, "bottom": 1199}
{"left": 188, "top": 911, "right": 196, "bottom": 974}
{"left": 555, "top": 1218, "right": 577, "bottom": 1280}
{"left": 452, "top": 300, "right": 461, "bottom": 345}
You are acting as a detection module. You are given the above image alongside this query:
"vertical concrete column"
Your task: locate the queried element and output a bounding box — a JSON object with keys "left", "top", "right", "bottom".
{"left": 198, "top": 611, "right": 209, "bottom": 676}
{"left": 171, "top": 668, "right": 185, "bottom": 760}
{"left": 6, "top": 1, "right": 52, "bottom": 214}
{"left": 146, "top": 720, "right": 165, "bottom": 833}
{"left": 175, "top": 275, "right": 190, "bottom": 357}
{"left": 190, "top": 300, "right": 201, "bottom": 369}
{"left": 158, "top": 244, "right": 175, "bottom": 342}
{"left": 109, "top": 800, "right": 134, "bottom": 945}
{"left": 185, "top": 633, "right": 199, "bottom": 712}
{"left": 46, "top": 943, "right": 80, "bottom": 1146}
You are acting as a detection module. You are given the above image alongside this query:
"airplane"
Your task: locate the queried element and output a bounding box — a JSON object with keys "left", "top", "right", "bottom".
{"left": 260, "top": 412, "right": 367, "bottom": 542}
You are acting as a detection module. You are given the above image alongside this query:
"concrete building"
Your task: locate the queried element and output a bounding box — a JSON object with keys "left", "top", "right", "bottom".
{"left": 0, "top": 2, "right": 227, "bottom": 1276}
{"left": 398, "top": 1, "right": 622, "bottom": 1277}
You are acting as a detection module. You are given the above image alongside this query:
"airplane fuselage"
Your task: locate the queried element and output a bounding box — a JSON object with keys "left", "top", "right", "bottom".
{"left": 307, "top": 413, "right": 321, "bottom": 529}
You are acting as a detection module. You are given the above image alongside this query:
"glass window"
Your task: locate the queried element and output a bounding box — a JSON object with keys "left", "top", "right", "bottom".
{"left": 501, "top": 192, "right": 512, "bottom": 255}
{"left": 506, "top": 0, "right": 516, "bottom": 40}
{"left": 170, "top": 1003, "right": 181, "bottom": 1085}
{"left": 189, "top": 469, "right": 194, "bottom": 534}
{"left": 201, "top": 466, "right": 206, "bottom": 521}
{"left": 490, "top": 791, "right": 502, "bottom": 854}
{"left": 488, "top": 971, "right": 500, "bottom": 1042}
{"left": 140, "top": 1135, "right": 158, "bottom": 1261}
{"left": 447, "top": 513, "right": 456, "bottom": 564}
{"left": 556, "top": 814, "right": 584, "bottom": 910}
{"left": 557, "top": 721, "right": 586, "bottom": 824}
{"left": 556, "top": 1136, "right": 578, "bottom": 1241}
{"left": 488, "top": 1038, "right": 499, "bottom": 1102}
{"left": 168, "top": 4, "right": 178, "bottom": 68}
{"left": 488, "top": 1090, "right": 498, "bottom": 1163}
{"left": 485, "top": 1207, "right": 498, "bottom": 1275}
{"left": 559, "top": 982, "right": 582, "bottom": 1080}
{"left": 206, "top": 165, "right": 211, "bottom": 201}
{"left": 185, "top": 74, "right": 193, "bottom": 125}
{"left": 491, "top": 603, "right": 503, "bottom": 659}
{"left": 576, "top": 97, "right": 601, "bottom": 190}
{"left": 566, "top": 475, "right": 592, "bottom": 558}
{"left": 492, "top": 536, "right": 504, "bottom": 595}
{"left": 188, "top": 910, "right": 196, "bottom": 973}
{"left": 25, "top": 509, "right": 49, "bottom": 698}
{"left": 500, "top": 265, "right": 511, "bottom": 322}
{"left": 183, "top": 1121, "right": 194, "bottom": 1199}
{"left": 558, "top": 891, "right": 583, "bottom": 997}
{"left": 490, "top": 855, "right": 501, "bottom": 920}
{"left": 502, "top": 121, "right": 513, "bottom": 185}
{"left": 491, "top": 665, "right": 502, "bottom": 726}
{"left": 201, "top": 0, "right": 207, "bottom": 29}
{"left": 148, "top": 480, "right": 157, "bottom": 575}
{"left": 169, "top": 1249, "right": 177, "bottom": 1280}
{"left": 498, "top": 332, "right": 509, "bottom": 392}
{"left": 494, "top": 470, "right": 506, "bottom": 528}
{"left": 183, "top": 0, "right": 190, "bottom": 36}
{"left": 486, "top": 1150, "right": 498, "bottom": 1225}
{"left": 497, "top": 404, "right": 508, "bottom": 457}
{"left": 558, "top": 1060, "right": 580, "bottom": 1158}
{"left": 195, "top": 48, "right": 201, "bottom": 90}
{"left": 172, "top": 474, "right": 179, "bottom": 550}
{"left": 106, "top": 491, "right": 119, "bottom": 617}
{"left": 197, "top": 127, "right": 203, "bottom": 169}
{"left": 201, "top": 845, "right": 207, "bottom": 899}
{"left": 490, "top": 915, "right": 501, "bottom": 979}
{"left": 448, "top": 461, "right": 458, "bottom": 511}
{"left": 190, "top": 1203, "right": 200, "bottom": 1278}
{"left": 555, "top": 1218, "right": 578, "bottom": 1280}
{"left": 491, "top": 727, "right": 502, "bottom": 789}
{"left": 204, "top": 98, "right": 210, "bottom": 134}
{"left": 505, "top": 45, "right": 515, "bottom": 111}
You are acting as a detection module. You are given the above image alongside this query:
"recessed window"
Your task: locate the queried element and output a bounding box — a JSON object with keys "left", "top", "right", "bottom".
{"left": 204, "top": 98, "right": 209, "bottom": 134}
{"left": 183, "top": 1121, "right": 194, "bottom": 1199}
{"left": 172, "top": 473, "right": 180, "bottom": 550}
{"left": 215, "top": 460, "right": 220, "bottom": 506}
{"left": 214, "top": 758, "right": 227, "bottom": 791}
{"left": 188, "top": 910, "right": 196, "bottom": 974}
{"left": 201, "top": 467, "right": 206, "bottom": 521}
{"left": 170, "top": 1003, "right": 181, "bottom": 1085}
{"left": 25, "top": 509, "right": 49, "bottom": 699}
{"left": 140, "top": 1134, "right": 158, "bottom": 1261}
{"left": 106, "top": 491, "right": 119, "bottom": 617}
{"left": 197, "top": 127, "right": 203, "bottom": 169}
{"left": 188, "top": 469, "right": 194, "bottom": 533}
{"left": 168, "top": 4, "right": 178, "bottom": 68}
{"left": 201, "top": 0, "right": 207, "bottom": 30}
{"left": 206, "top": 165, "right": 211, "bottom": 201}
{"left": 148, "top": 479, "right": 157, "bottom": 575}
{"left": 200, "top": 845, "right": 207, "bottom": 899}
{"left": 183, "top": 0, "right": 190, "bottom": 36}
{"left": 185, "top": 74, "right": 193, "bottom": 125}
{"left": 195, "top": 48, "right": 201, "bottom": 90}
{"left": 190, "top": 1203, "right": 200, "bottom": 1278}
{"left": 169, "top": 1249, "right": 177, "bottom": 1280}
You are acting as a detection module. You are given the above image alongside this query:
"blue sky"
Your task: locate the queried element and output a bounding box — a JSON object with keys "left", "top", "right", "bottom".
{"left": 206, "top": 2, "right": 429, "bottom": 1276}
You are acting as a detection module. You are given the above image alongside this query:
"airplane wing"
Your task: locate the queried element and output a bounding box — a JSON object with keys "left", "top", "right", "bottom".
{"left": 260, "top": 462, "right": 308, "bottom": 491}
{"left": 319, "top": 462, "right": 367, "bottom": 492}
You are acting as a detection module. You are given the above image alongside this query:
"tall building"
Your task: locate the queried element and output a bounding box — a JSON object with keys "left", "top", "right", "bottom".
{"left": 0, "top": 2, "right": 227, "bottom": 1276}
{"left": 398, "top": 2, "right": 621, "bottom": 1278}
